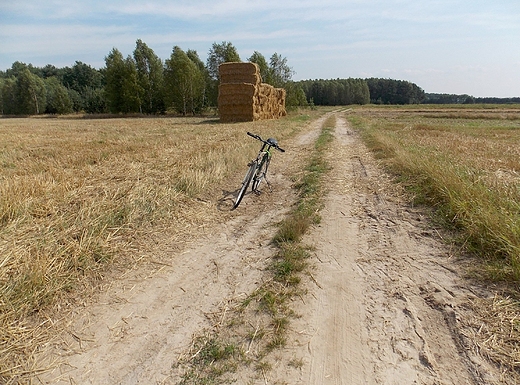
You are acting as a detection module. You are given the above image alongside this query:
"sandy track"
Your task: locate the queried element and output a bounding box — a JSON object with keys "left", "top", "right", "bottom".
{"left": 38, "top": 112, "right": 502, "bottom": 384}
{"left": 269, "top": 114, "right": 501, "bottom": 384}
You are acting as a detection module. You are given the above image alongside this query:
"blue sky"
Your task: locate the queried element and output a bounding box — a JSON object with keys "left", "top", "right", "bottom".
{"left": 1, "top": 0, "right": 519, "bottom": 97}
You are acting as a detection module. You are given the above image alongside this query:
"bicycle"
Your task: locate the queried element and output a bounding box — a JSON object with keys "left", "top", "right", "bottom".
{"left": 233, "top": 132, "right": 285, "bottom": 209}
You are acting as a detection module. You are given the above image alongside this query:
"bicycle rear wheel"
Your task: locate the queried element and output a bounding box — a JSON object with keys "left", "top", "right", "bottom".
{"left": 233, "top": 162, "right": 257, "bottom": 209}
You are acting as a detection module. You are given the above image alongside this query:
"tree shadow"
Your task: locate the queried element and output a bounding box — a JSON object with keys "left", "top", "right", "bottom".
{"left": 195, "top": 118, "right": 221, "bottom": 125}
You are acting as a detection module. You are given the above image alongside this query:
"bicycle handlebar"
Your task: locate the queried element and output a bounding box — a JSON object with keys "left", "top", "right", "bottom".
{"left": 247, "top": 132, "right": 285, "bottom": 152}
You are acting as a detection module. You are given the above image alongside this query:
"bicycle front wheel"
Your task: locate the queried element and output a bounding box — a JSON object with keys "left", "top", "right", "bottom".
{"left": 251, "top": 157, "right": 269, "bottom": 192}
{"left": 233, "top": 162, "right": 257, "bottom": 209}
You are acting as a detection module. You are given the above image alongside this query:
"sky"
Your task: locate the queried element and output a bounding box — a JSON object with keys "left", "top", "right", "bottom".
{"left": 1, "top": 0, "right": 520, "bottom": 97}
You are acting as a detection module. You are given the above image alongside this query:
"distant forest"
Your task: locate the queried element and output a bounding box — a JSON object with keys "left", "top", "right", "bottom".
{"left": 1, "top": 40, "right": 518, "bottom": 116}
{"left": 423, "top": 93, "right": 520, "bottom": 105}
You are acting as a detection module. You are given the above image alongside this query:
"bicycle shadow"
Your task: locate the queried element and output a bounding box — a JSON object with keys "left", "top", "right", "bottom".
{"left": 217, "top": 189, "right": 239, "bottom": 211}
{"left": 218, "top": 187, "right": 266, "bottom": 212}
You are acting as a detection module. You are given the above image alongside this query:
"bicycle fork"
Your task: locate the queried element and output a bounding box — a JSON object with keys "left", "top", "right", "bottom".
{"left": 252, "top": 156, "right": 272, "bottom": 194}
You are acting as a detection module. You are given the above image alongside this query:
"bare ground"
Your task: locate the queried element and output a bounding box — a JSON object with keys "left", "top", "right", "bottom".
{"left": 36, "top": 112, "right": 505, "bottom": 384}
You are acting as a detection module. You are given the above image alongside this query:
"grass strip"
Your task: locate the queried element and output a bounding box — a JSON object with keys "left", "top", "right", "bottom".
{"left": 178, "top": 114, "right": 335, "bottom": 384}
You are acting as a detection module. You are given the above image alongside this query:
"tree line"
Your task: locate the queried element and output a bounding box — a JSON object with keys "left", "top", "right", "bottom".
{"left": 0, "top": 40, "right": 305, "bottom": 116}
{"left": 9, "top": 37, "right": 512, "bottom": 116}
{"left": 296, "top": 78, "right": 370, "bottom": 106}
{"left": 424, "top": 93, "right": 520, "bottom": 104}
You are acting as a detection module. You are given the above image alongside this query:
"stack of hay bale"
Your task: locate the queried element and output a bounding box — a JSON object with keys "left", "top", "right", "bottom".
{"left": 218, "top": 62, "right": 287, "bottom": 122}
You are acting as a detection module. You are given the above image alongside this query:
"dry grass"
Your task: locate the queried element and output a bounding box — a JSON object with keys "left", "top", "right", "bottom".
{"left": 465, "top": 295, "right": 520, "bottom": 384}
{"left": 0, "top": 111, "right": 316, "bottom": 382}
{"left": 348, "top": 105, "right": 520, "bottom": 278}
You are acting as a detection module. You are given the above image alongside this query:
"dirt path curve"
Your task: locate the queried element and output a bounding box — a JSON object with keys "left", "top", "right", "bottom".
{"left": 38, "top": 112, "right": 502, "bottom": 384}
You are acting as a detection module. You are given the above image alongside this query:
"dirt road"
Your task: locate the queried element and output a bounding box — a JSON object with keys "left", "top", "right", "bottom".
{"left": 38, "top": 112, "right": 502, "bottom": 384}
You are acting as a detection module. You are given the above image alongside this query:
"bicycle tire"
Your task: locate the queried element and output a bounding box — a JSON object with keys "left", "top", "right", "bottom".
{"left": 251, "top": 156, "right": 269, "bottom": 192}
{"left": 233, "top": 161, "right": 257, "bottom": 209}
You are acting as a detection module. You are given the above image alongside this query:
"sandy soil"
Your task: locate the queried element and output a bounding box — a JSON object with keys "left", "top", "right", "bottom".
{"left": 37, "top": 112, "right": 503, "bottom": 384}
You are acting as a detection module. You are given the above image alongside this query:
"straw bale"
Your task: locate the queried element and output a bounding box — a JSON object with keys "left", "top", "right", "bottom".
{"left": 218, "top": 83, "right": 257, "bottom": 106}
{"left": 258, "top": 84, "right": 274, "bottom": 97}
{"left": 221, "top": 73, "right": 260, "bottom": 85}
{"left": 219, "top": 62, "right": 261, "bottom": 85}
{"left": 219, "top": 103, "right": 257, "bottom": 122}
{"left": 220, "top": 104, "right": 254, "bottom": 116}
{"left": 217, "top": 62, "right": 286, "bottom": 122}
{"left": 219, "top": 62, "right": 259, "bottom": 76}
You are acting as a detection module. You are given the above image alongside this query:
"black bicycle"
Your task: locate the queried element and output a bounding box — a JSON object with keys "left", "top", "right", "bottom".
{"left": 233, "top": 132, "right": 285, "bottom": 209}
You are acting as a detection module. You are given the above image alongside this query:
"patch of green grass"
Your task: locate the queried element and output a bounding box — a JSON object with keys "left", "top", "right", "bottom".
{"left": 197, "top": 339, "right": 238, "bottom": 364}
{"left": 271, "top": 244, "right": 310, "bottom": 285}
{"left": 273, "top": 117, "right": 333, "bottom": 246}
{"left": 180, "top": 336, "right": 242, "bottom": 385}
{"left": 266, "top": 334, "right": 287, "bottom": 351}
{"left": 289, "top": 114, "right": 310, "bottom": 123}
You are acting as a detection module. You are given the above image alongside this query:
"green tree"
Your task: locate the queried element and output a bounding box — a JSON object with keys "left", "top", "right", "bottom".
{"left": 133, "top": 39, "right": 164, "bottom": 114}
{"left": 0, "top": 78, "right": 4, "bottom": 114}
{"left": 297, "top": 78, "right": 370, "bottom": 106}
{"left": 61, "top": 61, "right": 104, "bottom": 112}
{"left": 67, "top": 89, "right": 84, "bottom": 112}
{"left": 83, "top": 87, "right": 107, "bottom": 114}
{"left": 206, "top": 41, "right": 241, "bottom": 80}
{"left": 164, "top": 46, "right": 204, "bottom": 115}
{"left": 266, "top": 53, "right": 302, "bottom": 109}
{"left": 41, "top": 64, "right": 62, "bottom": 79}
{"left": 187, "top": 49, "right": 210, "bottom": 111}
{"left": 269, "top": 53, "right": 294, "bottom": 88}
{"left": 206, "top": 41, "right": 240, "bottom": 106}
{"left": 62, "top": 61, "right": 103, "bottom": 93}
{"left": 366, "top": 78, "right": 424, "bottom": 104}
{"left": 1, "top": 78, "right": 17, "bottom": 114}
{"left": 104, "top": 48, "right": 141, "bottom": 113}
{"left": 248, "top": 51, "right": 270, "bottom": 84}
{"left": 15, "top": 68, "right": 46, "bottom": 114}
{"left": 44, "top": 77, "right": 73, "bottom": 114}
{"left": 284, "top": 82, "right": 308, "bottom": 109}
{"left": 6, "top": 61, "right": 32, "bottom": 78}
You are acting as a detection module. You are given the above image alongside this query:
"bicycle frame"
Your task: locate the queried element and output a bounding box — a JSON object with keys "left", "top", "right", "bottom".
{"left": 251, "top": 143, "right": 273, "bottom": 192}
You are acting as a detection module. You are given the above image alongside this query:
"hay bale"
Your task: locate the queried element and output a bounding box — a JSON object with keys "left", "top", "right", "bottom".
{"left": 218, "top": 62, "right": 286, "bottom": 122}
{"left": 218, "top": 83, "right": 257, "bottom": 106}
{"left": 219, "top": 104, "right": 258, "bottom": 122}
{"left": 219, "top": 62, "right": 261, "bottom": 85}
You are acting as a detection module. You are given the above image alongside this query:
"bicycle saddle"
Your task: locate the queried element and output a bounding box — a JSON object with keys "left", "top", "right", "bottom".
{"left": 266, "top": 138, "right": 278, "bottom": 146}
